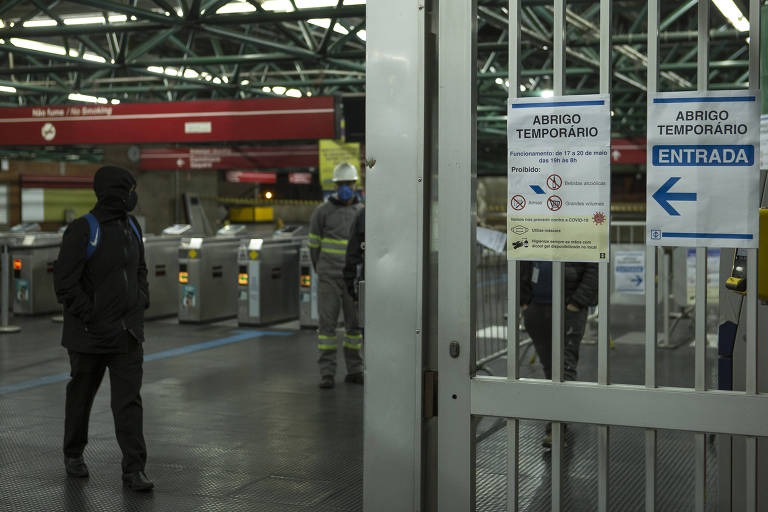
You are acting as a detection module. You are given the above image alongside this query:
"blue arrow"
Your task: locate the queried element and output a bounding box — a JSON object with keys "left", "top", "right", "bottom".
{"left": 652, "top": 177, "right": 696, "bottom": 216}
{"left": 631, "top": 275, "right": 643, "bottom": 286}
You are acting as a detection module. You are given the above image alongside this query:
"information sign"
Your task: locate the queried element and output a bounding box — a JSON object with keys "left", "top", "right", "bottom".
{"left": 507, "top": 94, "right": 611, "bottom": 262}
{"left": 646, "top": 90, "right": 760, "bottom": 248}
{"left": 614, "top": 251, "right": 645, "bottom": 294}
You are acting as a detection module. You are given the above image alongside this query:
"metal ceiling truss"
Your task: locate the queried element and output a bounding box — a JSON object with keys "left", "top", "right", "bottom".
{"left": 0, "top": 0, "right": 754, "bottom": 158}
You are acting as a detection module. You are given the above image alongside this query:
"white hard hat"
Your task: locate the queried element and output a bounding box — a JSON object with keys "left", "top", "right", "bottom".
{"left": 332, "top": 162, "right": 358, "bottom": 182}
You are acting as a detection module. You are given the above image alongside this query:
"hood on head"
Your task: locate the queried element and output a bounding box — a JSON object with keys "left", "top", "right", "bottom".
{"left": 93, "top": 165, "right": 135, "bottom": 202}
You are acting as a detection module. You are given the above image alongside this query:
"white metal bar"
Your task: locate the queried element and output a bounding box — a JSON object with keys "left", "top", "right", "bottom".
{"left": 553, "top": 0, "right": 565, "bottom": 97}
{"left": 746, "top": 248, "right": 758, "bottom": 396}
{"left": 749, "top": 0, "right": 759, "bottom": 85}
{"left": 746, "top": 436, "right": 758, "bottom": 512}
{"left": 598, "top": 425, "right": 609, "bottom": 512}
{"left": 471, "top": 377, "right": 768, "bottom": 437}
{"left": 645, "top": 246, "right": 657, "bottom": 387}
{"left": 697, "top": 0, "right": 709, "bottom": 91}
{"left": 436, "top": 0, "right": 477, "bottom": 510}
{"left": 647, "top": 0, "right": 660, "bottom": 94}
{"left": 552, "top": 263, "right": 565, "bottom": 383}
{"left": 645, "top": 429, "right": 656, "bottom": 512}
{"left": 552, "top": 421, "right": 563, "bottom": 512}
{"left": 695, "top": 249, "right": 707, "bottom": 392}
{"left": 507, "top": 2, "right": 521, "bottom": 510}
{"left": 661, "top": 251, "right": 671, "bottom": 347}
{"left": 598, "top": 264, "right": 610, "bottom": 385}
{"left": 507, "top": 419, "right": 519, "bottom": 512}
{"left": 695, "top": 433, "right": 706, "bottom": 512}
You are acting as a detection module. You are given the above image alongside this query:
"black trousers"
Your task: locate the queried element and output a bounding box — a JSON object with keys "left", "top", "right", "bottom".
{"left": 524, "top": 302, "right": 588, "bottom": 381}
{"left": 63, "top": 345, "right": 147, "bottom": 473}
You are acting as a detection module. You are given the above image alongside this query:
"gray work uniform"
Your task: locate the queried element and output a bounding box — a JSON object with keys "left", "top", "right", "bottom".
{"left": 309, "top": 195, "right": 363, "bottom": 377}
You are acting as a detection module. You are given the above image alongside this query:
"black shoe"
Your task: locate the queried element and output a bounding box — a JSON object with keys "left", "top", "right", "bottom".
{"left": 319, "top": 375, "right": 335, "bottom": 389}
{"left": 344, "top": 372, "right": 364, "bottom": 385}
{"left": 122, "top": 471, "right": 154, "bottom": 491}
{"left": 65, "top": 456, "right": 89, "bottom": 478}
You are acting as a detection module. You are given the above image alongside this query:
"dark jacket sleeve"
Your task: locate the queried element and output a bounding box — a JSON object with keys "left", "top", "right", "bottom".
{"left": 519, "top": 260, "right": 533, "bottom": 305}
{"left": 569, "top": 263, "right": 599, "bottom": 308}
{"left": 343, "top": 209, "right": 365, "bottom": 283}
{"left": 131, "top": 215, "right": 150, "bottom": 309}
{"left": 53, "top": 218, "right": 93, "bottom": 321}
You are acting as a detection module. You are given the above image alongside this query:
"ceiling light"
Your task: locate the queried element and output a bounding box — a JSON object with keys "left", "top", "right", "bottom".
{"left": 285, "top": 89, "right": 302, "bottom": 97}
{"left": 262, "top": 86, "right": 271, "bottom": 93}
{"left": 213, "top": 77, "right": 222, "bottom": 84}
{"left": 308, "top": 18, "right": 349, "bottom": 35}
{"left": 306, "top": 91, "right": 312, "bottom": 96}
{"left": 63, "top": 14, "right": 127, "bottom": 25}
{"left": 519, "top": 84, "right": 526, "bottom": 92}
{"left": 0, "top": 85, "right": 16, "bottom": 94}
{"left": 344, "top": 0, "right": 366, "bottom": 4}
{"left": 23, "top": 19, "right": 57, "bottom": 28}
{"left": 712, "top": 0, "right": 750, "bottom": 32}
{"left": 272, "top": 86, "right": 287, "bottom": 95}
{"left": 111, "top": 99, "right": 120, "bottom": 104}
{"left": 241, "top": 79, "right": 250, "bottom": 86}
{"left": 69, "top": 93, "right": 101, "bottom": 103}
{"left": 495, "top": 78, "right": 503, "bottom": 85}
{"left": 356, "top": 29, "right": 366, "bottom": 41}
{"left": 541, "top": 90, "right": 554, "bottom": 98}
{"left": 11, "top": 38, "right": 66, "bottom": 56}
{"left": 183, "top": 69, "right": 199, "bottom": 78}
{"left": 216, "top": 1, "right": 258, "bottom": 13}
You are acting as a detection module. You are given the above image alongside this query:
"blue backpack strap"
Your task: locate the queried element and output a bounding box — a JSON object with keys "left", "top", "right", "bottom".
{"left": 127, "top": 216, "right": 142, "bottom": 245}
{"left": 84, "top": 213, "right": 100, "bottom": 260}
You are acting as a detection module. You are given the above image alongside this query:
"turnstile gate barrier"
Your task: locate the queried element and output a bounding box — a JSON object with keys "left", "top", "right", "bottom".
{"left": 143, "top": 235, "right": 182, "bottom": 319}
{"left": 298, "top": 241, "right": 319, "bottom": 328}
{"left": 237, "top": 237, "right": 302, "bottom": 326}
{"left": 177, "top": 236, "right": 240, "bottom": 323}
{"left": 10, "top": 233, "right": 62, "bottom": 315}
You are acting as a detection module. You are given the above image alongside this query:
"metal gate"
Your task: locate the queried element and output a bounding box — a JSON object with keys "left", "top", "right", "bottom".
{"left": 434, "top": 1, "right": 766, "bottom": 511}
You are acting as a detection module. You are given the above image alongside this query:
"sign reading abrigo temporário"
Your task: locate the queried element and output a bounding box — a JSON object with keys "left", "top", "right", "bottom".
{"left": 0, "top": 97, "right": 335, "bottom": 145}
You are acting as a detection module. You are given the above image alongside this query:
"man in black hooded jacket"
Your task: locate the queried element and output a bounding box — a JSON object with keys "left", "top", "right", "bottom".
{"left": 53, "top": 166, "right": 153, "bottom": 491}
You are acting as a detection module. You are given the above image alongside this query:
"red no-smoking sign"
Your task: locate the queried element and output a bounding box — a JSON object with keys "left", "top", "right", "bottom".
{"left": 510, "top": 195, "right": 526, "bottom": 210}
{"left": 547, "top": 174, "right": 562, "bottom": 190}
{"left": 547, "top": 195, "right": 562, "bottom": 211}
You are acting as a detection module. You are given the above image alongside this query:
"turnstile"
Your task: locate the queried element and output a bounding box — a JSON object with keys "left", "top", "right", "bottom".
{"left": 177, "top": 236, "right": 240, "bottom": 323}
{"left": 237, "top": 238, "right": 302, "bottom": 326}
{"left": 143, "top": 235, "right": 182, "bottom": 319}
{"left": 298, "top": 242, "right": 320, "bottom": 328}
{"left": 10, "top": 233, "right": 62, "bottom": 315}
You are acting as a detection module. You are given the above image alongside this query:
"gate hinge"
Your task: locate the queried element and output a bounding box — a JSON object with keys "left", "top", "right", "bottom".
{"left": 423, "top": 370, "right": 438, "bottom": 419}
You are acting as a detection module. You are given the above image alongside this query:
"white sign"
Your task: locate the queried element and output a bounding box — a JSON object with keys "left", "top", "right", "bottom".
{"left": 477, "top": 227, "right": 507, "bottom": 254}
{"left": 507, "top": 94, "right": 611, "bottom": 262}
{"left": 646, "top": 90, "right": 760, "bottom": 248}
{"left": 185, "top": 121, "right": 212, "bottom": 134}
{"left": 760, "top": 114, "right": 768, "bottom": 169}
{"left": 614, "top": 251, "right": 645, "bottom": 294}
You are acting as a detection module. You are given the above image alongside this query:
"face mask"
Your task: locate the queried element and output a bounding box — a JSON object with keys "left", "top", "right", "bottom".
{"left": 124, "top": 189, "right": 138, "bottom": 211}
{"left": 337, "top": 185, "right": 355, "bottom": 202}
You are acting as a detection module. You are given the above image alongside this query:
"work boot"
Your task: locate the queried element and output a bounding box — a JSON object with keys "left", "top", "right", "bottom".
{"left": 318, "top": 375, "right": 335, "bottom": 389}
{"left": 122, "top": 471, "right": 154, "bottom": 491}
{"left": 64, "top": 456, "right": 89, "bottom": 478}
{"left": 344, "top": 372, "right": 364, "bottom": 385}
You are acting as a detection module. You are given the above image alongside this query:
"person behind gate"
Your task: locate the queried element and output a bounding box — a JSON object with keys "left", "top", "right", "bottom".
{"left": 309, "top": 162, "right": 364, "bottom": 389}
{"left": 520, "top": 260, "right": 598, "bottom": 448}
{"left": 53, "top": 166, "right": 153, "bottom": 491}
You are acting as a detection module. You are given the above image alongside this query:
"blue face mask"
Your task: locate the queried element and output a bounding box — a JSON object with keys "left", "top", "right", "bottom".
{"left": 337, "top": 185, "right": 355, "bottom": 202}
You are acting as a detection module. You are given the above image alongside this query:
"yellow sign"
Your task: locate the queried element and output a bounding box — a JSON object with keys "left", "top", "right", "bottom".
{"left": 318, "top": 139, "right": 361, "bottom": 191}
{"left": 249, "top": 250, "right": 259, "bottom": 260}
{"left": 188, "top": 249, "right": 197, "bottom": 259}
{"left": 507, "top": 214, "right": 609, "bottom": 262}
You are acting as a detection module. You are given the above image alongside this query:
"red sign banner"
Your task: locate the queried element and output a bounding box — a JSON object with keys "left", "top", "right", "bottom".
{"left": 289, "top": 172, "right": 313, "bottom": 184}
{"left": 141, "top": 144, "right": 318, "bottom": 170}
{"left": 225, "top": 171, "right": 277, "bottom": 184}
{"left": 0, "top": 97, "right": 335, "bottom": 145}
{"left": 611, "top": 138, "right": 646, "bottom": 164}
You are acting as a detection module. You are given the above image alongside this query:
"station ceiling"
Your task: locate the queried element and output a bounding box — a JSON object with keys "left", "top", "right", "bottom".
{"left": 0, "top": 0, "right": 755, "bottom": 167}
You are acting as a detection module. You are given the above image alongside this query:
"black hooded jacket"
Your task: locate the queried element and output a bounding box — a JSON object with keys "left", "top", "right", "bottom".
{"left": 54, "top": 166, "right": 149, "bottom": 353}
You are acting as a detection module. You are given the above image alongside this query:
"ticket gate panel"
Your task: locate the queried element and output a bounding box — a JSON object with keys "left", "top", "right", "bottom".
{"left": 298, "top": 244, "right": 320, "bottom": 328}
{"left": 178, "top": 237, "right": 240, "bottom": 323}
{"left": 10, "top": 234, "right": 62, "bottom": 315}
{"left": 143, "top": 236, "right": 181, "bottom": 319}
{"left": 237, "top": 238, "right": 301, "bottom": 326}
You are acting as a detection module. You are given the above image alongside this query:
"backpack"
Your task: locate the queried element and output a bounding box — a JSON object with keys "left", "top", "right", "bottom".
{"left": 83, "top": 213, "right": 142, "bottom": 260}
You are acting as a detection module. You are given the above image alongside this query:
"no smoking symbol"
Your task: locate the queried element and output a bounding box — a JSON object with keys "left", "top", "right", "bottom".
{"left": 510, "top": 194, "right": 526, "bottom": 211}
{"left": 547, "top": 195, "right": 562, "bottom": 211}
{"left": 547, "top": 174, "right": 562, "bottom": 190}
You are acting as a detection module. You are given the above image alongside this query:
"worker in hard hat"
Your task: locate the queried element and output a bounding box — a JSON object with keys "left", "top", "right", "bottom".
{"left": 309, "top": 162, "right": 364, "bottom": 389}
